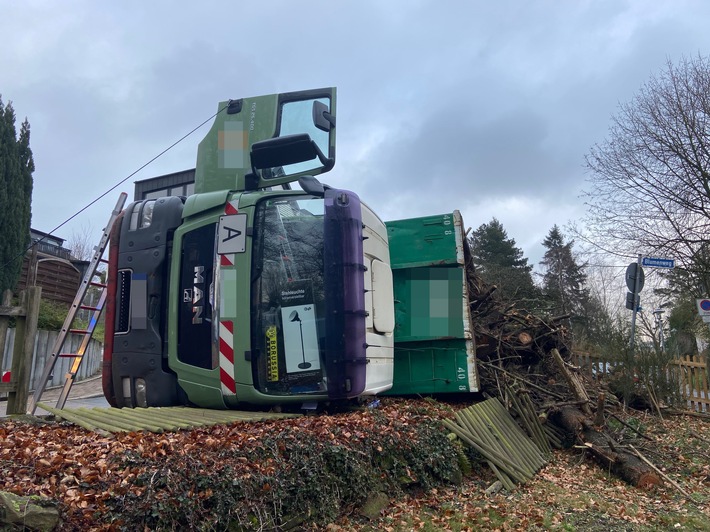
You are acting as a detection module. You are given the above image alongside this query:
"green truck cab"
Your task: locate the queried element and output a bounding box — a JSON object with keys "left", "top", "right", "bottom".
{"left": 103, "top": 88, "right": 477, "bottom": 409}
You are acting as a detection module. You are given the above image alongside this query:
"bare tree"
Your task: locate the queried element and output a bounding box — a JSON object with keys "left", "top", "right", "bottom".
{"left": 68, "top": 223, "right": 105, "bottom": 323}
{"left": 68, "top": 223, "right": 95, "bottom": 262}
{"left": 584, "top": 55, "right": 710, "bottom": 295}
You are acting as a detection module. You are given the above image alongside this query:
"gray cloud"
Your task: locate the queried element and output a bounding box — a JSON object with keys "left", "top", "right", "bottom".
{"left": 2, "top": 0, "right": 710, "bottom": 266}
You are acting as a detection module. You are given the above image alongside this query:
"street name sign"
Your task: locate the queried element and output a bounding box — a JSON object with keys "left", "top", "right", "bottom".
{"left": 642, "top": 257, "right": 675, "bottom": 269}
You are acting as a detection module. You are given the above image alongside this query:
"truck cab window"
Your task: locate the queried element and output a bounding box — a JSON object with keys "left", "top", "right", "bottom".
{"left": 252, "top": 197, "right": 326, "bottom": 395}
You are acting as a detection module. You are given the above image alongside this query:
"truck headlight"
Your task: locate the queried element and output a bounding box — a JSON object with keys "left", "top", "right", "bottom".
{"left": 128, "top": 200, "right": 157, "bottom": 231}
{"left": 135, "top": 378, "right": 148, "bottom": 408}
{"left": 141, "top": 201, "right": 156, "bottom": 229}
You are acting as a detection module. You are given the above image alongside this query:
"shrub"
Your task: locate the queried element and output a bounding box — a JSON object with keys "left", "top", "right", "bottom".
{"left": 36, "top": 299, "right": 69, "bottom": 331}
{"left": 103, "top": 415, "right": 461, "bottom": 531}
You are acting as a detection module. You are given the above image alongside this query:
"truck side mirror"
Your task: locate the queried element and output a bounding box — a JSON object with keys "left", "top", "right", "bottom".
{"left": 313, "top": 100, "right": 335, "bottom": 132}
{"left": 251, "top": 134, "right": 319, "bottom": 169}
{"left": 298, "top": 175, "right": 326, "bottom": 197}
{"left": 250, "top": 134, "right": 332, "bottom": 174}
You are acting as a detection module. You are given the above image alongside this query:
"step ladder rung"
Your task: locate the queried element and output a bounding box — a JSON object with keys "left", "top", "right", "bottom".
{"left": 27, "top": 192, "right": 127, "bottom": 415}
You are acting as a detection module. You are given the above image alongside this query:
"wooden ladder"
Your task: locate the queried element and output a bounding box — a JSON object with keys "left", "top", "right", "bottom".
{"left": 28, "top": 193, "right": 127, "bottom": 414}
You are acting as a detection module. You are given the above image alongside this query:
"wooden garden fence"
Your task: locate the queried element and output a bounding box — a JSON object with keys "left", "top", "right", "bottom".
{"left": 0, "top": 288, "right": 42, "bottom": 414}
{"left": 1, "top": 328, "right": 103, "bottom": 391}
{"left": 0, "top": 288, "right": 103, "bottom": 415}
{"left": 672, "top": 354, "right": 710, "bottom": 413}
{"left": 570, "top": 351, "right": 710, "bottom": 413}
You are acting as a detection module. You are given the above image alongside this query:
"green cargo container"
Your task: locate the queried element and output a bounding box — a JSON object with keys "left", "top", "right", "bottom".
{"left": 392, "top": 266, "right": 465, "bottom": 341}
{"left": 389, "top": 339, "right": 476, "bottom": 394}
{"left": 386, "top": 213, "right": 460, "bottom": 269}
{"left": 384, "top": 211, "right": 479, "bottom": 395}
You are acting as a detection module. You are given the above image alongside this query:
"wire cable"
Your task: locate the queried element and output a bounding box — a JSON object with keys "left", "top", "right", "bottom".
{"left": 3, "top": 102, "right": 230, "bottom": 270}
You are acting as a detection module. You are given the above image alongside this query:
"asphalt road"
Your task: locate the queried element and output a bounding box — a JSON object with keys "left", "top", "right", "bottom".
{"left": 0, "top": 375, "right": 109, "bottom": 417}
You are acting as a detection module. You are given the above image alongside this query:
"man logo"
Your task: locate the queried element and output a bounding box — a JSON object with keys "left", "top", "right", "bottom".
{"left": 193, "top": 266, "right": 205, "bottom": 324}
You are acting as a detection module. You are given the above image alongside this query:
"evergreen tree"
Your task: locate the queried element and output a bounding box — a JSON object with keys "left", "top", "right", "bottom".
{"left": 18, "top": 118, "right": 34, "bottom": 258}
{"left": 538, "top": 225, "right": 609, "bottom": 347}
{"left": 468, "top": 218, "right": 539, "bottom": 307}
{"left": 539, "top": 225, "right": 588, "bottom": 316}
{"left": 0, "top": 96, "right": 34, "bottom": 293}
{"left": 654, "top": 255, "right": 710, "bottom": 349}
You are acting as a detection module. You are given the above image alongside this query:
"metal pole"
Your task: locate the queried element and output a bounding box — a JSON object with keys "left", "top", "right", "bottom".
{"left": 629, "top": 254, "right": 642, "bottom": 352}
{"left": 653, "top": 309, "right": 665, "bottom": 353}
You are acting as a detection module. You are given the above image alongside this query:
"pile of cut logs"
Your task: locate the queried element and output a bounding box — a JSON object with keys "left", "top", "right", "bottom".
{"left": 463, "top": 254, "right": 665, "bottom": 489}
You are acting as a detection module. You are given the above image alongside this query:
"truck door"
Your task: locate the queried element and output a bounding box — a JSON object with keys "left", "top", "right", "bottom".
{"left": 195, "top": 87, "right": 337, "bottom": 194}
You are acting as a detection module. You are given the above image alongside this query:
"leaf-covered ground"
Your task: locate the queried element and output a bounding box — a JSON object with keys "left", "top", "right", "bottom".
{"left": 329, "top": 407, "right": 710, "bottom": 532}
{"left": 1, "top": 399, "right": 708, "bottom": 531}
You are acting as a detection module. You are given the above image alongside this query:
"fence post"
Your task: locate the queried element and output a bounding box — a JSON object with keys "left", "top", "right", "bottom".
{"left": 0, "top": 290, "right": 12, "bottom": 368}
{"left": 6, "top": 286, "right": 42, "bottom": 415}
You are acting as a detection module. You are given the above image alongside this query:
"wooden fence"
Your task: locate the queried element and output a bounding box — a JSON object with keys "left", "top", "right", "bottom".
{"left": 1, "top": 328, "right": 103, "bottom": 391}
{"left": 570, "top": 351, "right": 710, "bottom": 413}
{"left": 0, "top": 287, "right": 103, "bottom": 417}
{"left": 672, "top": 354, "right": 710, "bottom": 413}
{"left": 0, "top": 287, "right": 41, "bottom": 414}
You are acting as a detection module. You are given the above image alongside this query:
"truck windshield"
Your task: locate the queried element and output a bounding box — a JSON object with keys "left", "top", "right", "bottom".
{"left": 251, "top": 196, "right": 326, "bottom": 395}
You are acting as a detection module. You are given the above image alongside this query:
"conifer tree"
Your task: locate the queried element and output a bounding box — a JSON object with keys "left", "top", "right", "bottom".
{"left": 469, "top": 218, "right": 539, "bottom": 308}
{"left": 0, "top": 96, "right": 34, "bottom": 293}
{"left": 539, "top": 225, "right": 588, "bottom": 316}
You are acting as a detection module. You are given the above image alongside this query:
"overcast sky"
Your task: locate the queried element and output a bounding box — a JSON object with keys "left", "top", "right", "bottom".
{"left": 3, "top": 0, "right": 710, "bottom": 267}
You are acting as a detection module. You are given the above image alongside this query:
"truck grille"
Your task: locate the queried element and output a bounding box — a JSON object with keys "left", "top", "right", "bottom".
{"left": 116, "top": 270, "right": 132, "bottom": 333}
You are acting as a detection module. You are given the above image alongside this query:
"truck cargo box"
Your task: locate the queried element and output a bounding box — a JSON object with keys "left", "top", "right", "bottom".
{"left": 384, "top": 211, "right": 479, "bottom": 394}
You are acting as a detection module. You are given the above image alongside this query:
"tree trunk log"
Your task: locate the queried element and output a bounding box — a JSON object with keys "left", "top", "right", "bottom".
{"left": 552, "top": 406, "right": 661, "bottom": 489}
{"left": 550, "top": 348, "right": 592, "bottom": 415}
{"left": 594, "top": 393, "right": 606, "bottom": 426}
{"left": 517, "top": 332, "right": 533, "bottom": 346}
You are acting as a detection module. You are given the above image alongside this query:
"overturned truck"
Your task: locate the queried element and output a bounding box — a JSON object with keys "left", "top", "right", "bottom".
{"left": 104, "top": 88, "right": 478, "bottom": 409}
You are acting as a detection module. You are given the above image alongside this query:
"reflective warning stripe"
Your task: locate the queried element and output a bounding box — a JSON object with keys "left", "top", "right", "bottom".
{"left": 219, "top": 198, "right": 239, "bottom": 396}
{"left": 225, "top": 199, "right": 239, "bottom": 215}
{"left": 219, "top": 320, "right": 236, "bottom": 395}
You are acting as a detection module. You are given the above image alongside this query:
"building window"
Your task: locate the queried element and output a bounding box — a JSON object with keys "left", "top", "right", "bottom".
{"left": 144, "top": 189, "right": 166, "bottom": 200}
